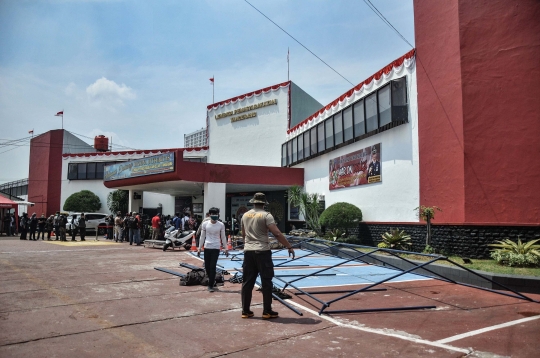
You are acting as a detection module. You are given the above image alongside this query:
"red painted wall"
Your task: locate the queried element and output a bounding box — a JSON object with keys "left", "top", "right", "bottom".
{"left": 415, "top": 0, "right": 540, "bottom": 224}
{"left": 414, "top": 0, "right": 466, "bottom": 222}
{"left": 27, "top": 130, "right": 64, "bottom": 216}
{"left": 459, "top": 0, "right": 540, "bottom": 223}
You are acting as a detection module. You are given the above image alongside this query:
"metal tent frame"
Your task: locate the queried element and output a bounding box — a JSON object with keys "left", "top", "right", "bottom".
{"left": 274, "top": 238, "right": 539, "bottom": 315}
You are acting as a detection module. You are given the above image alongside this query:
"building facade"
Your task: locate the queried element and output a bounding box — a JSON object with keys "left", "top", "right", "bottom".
{"left": 184, "top": 128, "right": 207, "bottom": 148}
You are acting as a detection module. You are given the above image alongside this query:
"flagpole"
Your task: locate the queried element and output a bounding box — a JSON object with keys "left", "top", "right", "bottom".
{"left": 213, "top": 75, "right": 214, "bottom": 104}
{"left": 287, "top": 48, "right": 290, "bottom": 82}
{"left": 62, "top": 110, "right": 64, "bottom": 130}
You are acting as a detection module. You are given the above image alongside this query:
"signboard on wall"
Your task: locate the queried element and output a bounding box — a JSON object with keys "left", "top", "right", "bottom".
{"left": 231, "top": 196, "right": 254, "bottom": 220}
{"left": 329, "top": 143, "right": 381, "bottom": 190}
{"left": 104, "top": 153, "right": 175, "bottom": 181}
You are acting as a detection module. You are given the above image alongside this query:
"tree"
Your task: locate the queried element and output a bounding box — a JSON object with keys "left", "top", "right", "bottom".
{"left": 107, "top": 190, "right": 129, "bottom": 215}
{"left": 319, "top": 202, "right": 362, "bottom": 234}
{"left": 286, "top": 185, "right": 323, "bottom": 235}
{"left": 63, "top": 190, "right": 101, "bottom": 212}
{"left": 415, "top": 206, "right": 442, "bottom": 246}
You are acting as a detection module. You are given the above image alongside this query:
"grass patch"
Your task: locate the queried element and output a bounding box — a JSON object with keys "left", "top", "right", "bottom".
{"left": 351, "top": 247, "right": 540, "bottom": 277}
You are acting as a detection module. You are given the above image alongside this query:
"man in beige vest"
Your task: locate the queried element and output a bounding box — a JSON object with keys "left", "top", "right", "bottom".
{"left": 241, "top": 192, "right": 295, "bottom": 319}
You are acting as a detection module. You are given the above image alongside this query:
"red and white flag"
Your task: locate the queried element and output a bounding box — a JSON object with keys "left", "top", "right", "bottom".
{"left": 55, "top": 111, "right": 63, "bottom": 116}
{"left": 28, "top": 129, "right": 34, "bottom": 134}
{"left": 209, "top": 77, "right": 214, "bottom": 84}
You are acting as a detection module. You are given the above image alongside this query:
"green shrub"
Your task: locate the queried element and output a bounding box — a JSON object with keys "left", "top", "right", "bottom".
{"left": 335, "top": 235, "right": 361, "bottom": 245}
{"left": 319, "top": 202, "right": 362, "bottom": 232}
{"left": 489, "top": 237, "right": 540, "bottom": 267}
{"left": 107, "top": 189, "right": 129, "bottom": 214}
{"left": 324, "top": 228, "right": 346, "bottom": 242}
{"left": 63, "top": 190, "right": 101, "bottom": 212}
{"left": 377, "top": 242, "right": 389, "bottom": 249}
{"left": 379, "top": 229, "right": 412, "bottom": 250}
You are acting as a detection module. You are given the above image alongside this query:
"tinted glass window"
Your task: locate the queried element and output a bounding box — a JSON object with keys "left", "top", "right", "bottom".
{"left": 96, "top": 162, "right": 105, "bottom": 179}
{"left": 343, "top": 106, "right": 353, "bottom": 141}
{"left": 297, "top": 134, "right": 303, "bottom": 161}
{"left": 378, "top": 85, "right": 391, "bottom": 127}
{"left": 281, "top": 144, "right": 287, "bottom": 166}
{"left": 87, "top": 162, "right": 96, "bottom": 179}
{"left": 78, "top": 163, "right": 87, "bottom": 180}
{"left": 303, "top": 131, "right": 310, "bottom": 158}
{"left": 317, "top": 123, "right": 325, "bottom": 153}
{"left": 310, "top": 128, "right": 317, "bottom": 155}
{"left": 292, "top": 137, "right": 298, "bottom": 163}
{"left": 334, "top": 112, "right": 343, "bottom": 146}
{"left": 392, "top": 77, "right": 408, "bottom": 122}
{"left": 353, "top": 100, "right": 365, "bottom": 136}
{"left": 366, "top": 93, "right": 378, "bottom": 132}
{"left": 68, "top": 163, "right": 78, "bottom": 180}
{"left": 287, "top": 141, "right": 292, "bottom": 165}
{"left": 325, "top": 118, "right": 334, "bottom": 149}
{"left": 86, "top": 214, "right": 98, "bottom": 220}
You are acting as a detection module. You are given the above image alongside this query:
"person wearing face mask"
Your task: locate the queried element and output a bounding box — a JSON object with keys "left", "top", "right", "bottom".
{"left": 197, "top": 207, "right": 227, "bottom": 292}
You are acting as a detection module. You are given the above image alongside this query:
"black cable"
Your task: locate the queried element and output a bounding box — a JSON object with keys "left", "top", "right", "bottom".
{"left": 362, "top": 0, "right": 414, "bottom": 49}
{"left": 243, "top": 0, "right": 355, "bottom": 87}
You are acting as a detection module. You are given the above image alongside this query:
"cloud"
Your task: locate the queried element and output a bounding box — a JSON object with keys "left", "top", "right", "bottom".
{"left": 86, "top": 77, "right": 136, "bottom": 107}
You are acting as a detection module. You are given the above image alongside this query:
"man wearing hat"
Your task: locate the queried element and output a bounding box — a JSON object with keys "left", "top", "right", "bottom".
{"left": 367, "top": 146, "right": 381, "bottom": 182}
{"left": 240, "top": 192, "right": 295, "bottom": 319}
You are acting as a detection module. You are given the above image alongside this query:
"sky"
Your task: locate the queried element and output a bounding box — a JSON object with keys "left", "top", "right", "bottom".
{"left": 0, "top": 0, "right": 415, "bottom": 184}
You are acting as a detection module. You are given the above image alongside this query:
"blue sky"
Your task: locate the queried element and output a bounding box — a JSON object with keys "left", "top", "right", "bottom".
{"left": 0, "top": 0, "right": 414, "bottom": 183}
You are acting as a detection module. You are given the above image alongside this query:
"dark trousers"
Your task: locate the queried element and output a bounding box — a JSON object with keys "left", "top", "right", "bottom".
{"left": 29, "top": 228, "right": 37, "bottom": 240}
{"left": 203, "top": 249, "right": 221, "bottom": 288}
{"left": 47, "top": 230, "right": 52, "bottom": 239}
{"left": 79, "top": 228, "right": 86, "bottom": 240}
{"left": 71, "top": 227, "right": 78, "bottom": 240}
{"left": 107, "top": 227, "right": 113, "bottom": 240}
{"left": 241, "top": 250, "right": 274, "bottom": 313}
{"left": 20, "top": 228, "right": 27, "bottom": 240}
{"left": 37, "top": 227, "right": 45, "bottom": 240}
{"left": 54, "top": 226, "right": 60, "bottom": 240}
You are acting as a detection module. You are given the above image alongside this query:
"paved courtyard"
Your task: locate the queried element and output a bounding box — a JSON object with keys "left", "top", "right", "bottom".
{"left": 1, "top": 238, "right": 539, "bottom": 357}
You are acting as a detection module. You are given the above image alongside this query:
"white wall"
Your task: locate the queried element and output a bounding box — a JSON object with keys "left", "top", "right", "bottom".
{"left": 143, "top": 192, "right": 175, "bottom": 215}
{"left": 294, "top": 64, "right": 419, "bottom": 222}
{"left": 207, "top": 86, "right": 289, "bottom": 167}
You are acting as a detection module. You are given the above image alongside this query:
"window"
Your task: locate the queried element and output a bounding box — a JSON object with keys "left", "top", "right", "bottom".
{"left": 343, "top": 106, "right": 353, "bottom": 141}
{"left": 366, "top": 93, "right": 378, "bottom": 132}
{"left": 310, "top": 127, "right": 317, "bottom": 155}
{"left": 303, "top": 131, "right": 310, "bottom": 159}
{"left": 96, "top": 162, "right": 105, "bottom": 179}
{"left": 317, "top": 122, "right": 325, "bottom": 153}
{"left": 87, "top": 162, "right": 96, "bottom": 179}
{"left": 281, "top": 144, "right": 287, "bottom": 166}
{"left": 334, "top": 112, "right": 343, "bottom": 146}
{"left": 392, "top": 77, "right": 408, "bottom": 122}
{"left": 292, "top": 137, "right": 298, "bottom": 163}
{"left": 297, "top": 134, "right": 304, "bottom": 161}
{"left": 378, "top": 84, "right": 391, "bottom": 126}
{"left": 325, "top": 117, "right": 334, "bottom": 149}
{"left": 68, "top": 163, "right": 78, "bottom": 180}
{"left": 353, "top": 100, "right": 365, "bottom": 136}
{"left": 287, "top": 141, "right": 292, "bottom": 165}
{"left": 77, "top": 163, "right": 87, "bottom": 180}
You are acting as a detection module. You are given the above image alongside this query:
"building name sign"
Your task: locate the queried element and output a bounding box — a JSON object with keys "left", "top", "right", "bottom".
{"left": 104, "top": 152, "right": 175, "bottom": 181}
{"left": 215, "top": 99, "right": 278, "bottom": 123}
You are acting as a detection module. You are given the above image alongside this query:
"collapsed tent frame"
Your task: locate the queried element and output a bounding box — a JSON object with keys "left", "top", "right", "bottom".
{"left": 274, "top": 237, "right": 539, "bottom": 315}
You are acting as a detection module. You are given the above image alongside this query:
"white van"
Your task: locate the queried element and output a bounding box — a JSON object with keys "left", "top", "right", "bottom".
{"left": 67, "top": 213, "right": 109, "bottom": 235}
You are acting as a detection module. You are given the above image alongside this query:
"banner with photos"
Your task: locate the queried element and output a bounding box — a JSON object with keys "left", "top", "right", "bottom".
{"left": 329, "top": 143, "right": 381, "bottom": 190}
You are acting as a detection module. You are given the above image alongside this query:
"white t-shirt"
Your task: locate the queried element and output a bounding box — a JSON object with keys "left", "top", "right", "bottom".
{"left": 199, "top": 220, "right": 226, "bottom": 250}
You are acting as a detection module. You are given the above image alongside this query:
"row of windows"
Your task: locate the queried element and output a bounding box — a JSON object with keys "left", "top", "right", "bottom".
{"left": 282, "top": 77, "right": 408, "bottom": 167}
{"left": 68, "top": 162, "right": 118, "bottom": 180}
{"left": 0, "top": 185, "right": 28, "bottom": 197}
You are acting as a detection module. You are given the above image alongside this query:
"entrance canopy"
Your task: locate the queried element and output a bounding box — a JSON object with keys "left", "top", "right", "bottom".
{"left": 103, "top": 149, "right": 304, "bottom": 196}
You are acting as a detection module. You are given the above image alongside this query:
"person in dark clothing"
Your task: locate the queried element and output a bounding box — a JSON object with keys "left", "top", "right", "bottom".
{"left": 46, "top": 215, "right": 54, "bottom": 240}
{"left": 29, "top": 213, "right": 38, "bottom": 241}
{"left": 106, "top": 215, "right": 114, "bottom": 240}
{"left": 53, "top": 212, "right": 61, "bottom": 241}
{"left": 3, "top": 213, "right": 12, "bottom": 236}
{"left": 19, "top": 213, "right": 28, "bottom": 240}
{"left": 59, "top": 214, "right": 67, "bottom": 242}
{"left": 78, "top": 213, "right": 86, "bottom": 241}
{"left": 37, "top": 214, "right": 46, "bottom": 240}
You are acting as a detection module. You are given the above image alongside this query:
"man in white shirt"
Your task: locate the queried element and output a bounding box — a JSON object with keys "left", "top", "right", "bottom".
{"left": 197, "top": 207, "right": 228, "bottom": 292}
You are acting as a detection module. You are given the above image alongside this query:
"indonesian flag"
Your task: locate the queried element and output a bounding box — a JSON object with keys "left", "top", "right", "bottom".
{"left": 55, "top": 111, "right": 63, "bottom": 116}
{"left": 209, "top": 77, "right": 214, "bottom": 84}
{"left": 28, "top": 129, "right": 34, "bottom": 134}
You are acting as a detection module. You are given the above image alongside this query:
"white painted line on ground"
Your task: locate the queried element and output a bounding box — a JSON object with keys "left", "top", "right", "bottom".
{"left": 436, "top": 315, "right": 540, "bottom": 344}
{"left": 1, "top": 248, "right": 127, "bottom": 254}
{"left": 285, "top": 299, "right": 471, "bottom": 354}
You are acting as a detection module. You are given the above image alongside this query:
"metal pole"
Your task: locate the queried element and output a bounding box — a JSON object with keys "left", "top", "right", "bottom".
{"left": 154, "top": 267, "right": 186, "bottom": 277}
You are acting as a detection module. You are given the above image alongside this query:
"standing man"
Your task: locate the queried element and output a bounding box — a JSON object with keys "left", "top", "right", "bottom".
{"left": 78, "top": 213, "right": 87, "bottom": 241}
{"left": 195, "top": 212, "right": 211, "bottom": 247}
{"left": 53, "top": 211, "right": 61, "bottom": 240}
{"left": 241, "top": 192, "right": 295, "bottom": 319}
{"left": 114, "top": 211, "right": 123, "bottom": 242}
{"left": 37, "top": 214, "right": 46, "bottom": 240}
{"left": 181, "top": 212, "right": 190, "bottom": 231}
{"left": 59, "top": 213, "right": 68, "bottom": 242}
{"left": 197, "top": 207, "right": 227, "bottom": 292}
{"left": 70, "top": 214, "right": 79, "bottom": 241}
{"left": 151, "top": 213, "right": 160, "bottom": 241}
{"left": 131, "top": 212, "right": 142, "bottom": 246}
{"left": 19, "top": 213, "right": 28, "bottom": 240}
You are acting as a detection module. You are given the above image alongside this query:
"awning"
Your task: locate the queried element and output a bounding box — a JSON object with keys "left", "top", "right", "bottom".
{"left": 0, "top": 196, "right": 18, "bottom": 208}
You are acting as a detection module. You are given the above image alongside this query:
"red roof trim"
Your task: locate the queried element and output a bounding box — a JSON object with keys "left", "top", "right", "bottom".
{"left": 287, "top": 49, "right": 416, "bottom": 134}
{"left": 62, "top": 146, "right": 209, "bottom": 158}
{"left": 207, "top": 81, "right": 290, "bottom": 110}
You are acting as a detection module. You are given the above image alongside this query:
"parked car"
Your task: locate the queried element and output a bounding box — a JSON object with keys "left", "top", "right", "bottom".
{"left": 67, "top": 213, "right": 109, "bottom": 235}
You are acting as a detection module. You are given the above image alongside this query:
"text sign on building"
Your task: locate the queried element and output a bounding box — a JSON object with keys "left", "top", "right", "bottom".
{"left": 329, "top": 144, "right": 381, "bottom": 190}
{"left": 104, "top": 153, "right": 175, "bottom": 181}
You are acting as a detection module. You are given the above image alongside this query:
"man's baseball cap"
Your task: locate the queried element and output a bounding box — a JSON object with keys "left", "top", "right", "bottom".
{"left": 249, "top": 192, "right": 269, "bottom": 205}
